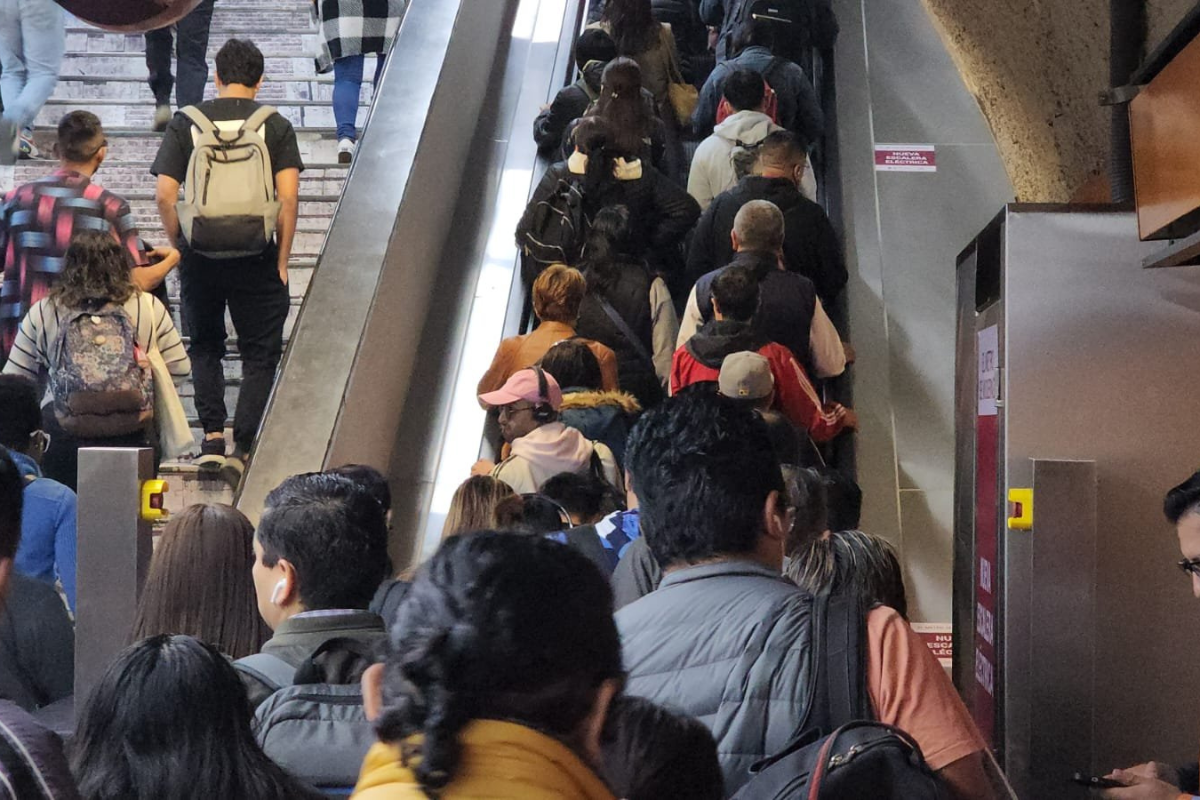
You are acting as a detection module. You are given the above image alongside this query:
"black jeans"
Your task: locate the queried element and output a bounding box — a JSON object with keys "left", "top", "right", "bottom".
{"left": 40, "top": 407, "right": 153, "bottom": 493}
{"left": 144, "top": 0, "right": 216, "bottom": 108}
{"left": 179, "top": 246, "right": 289, "bottom": 454}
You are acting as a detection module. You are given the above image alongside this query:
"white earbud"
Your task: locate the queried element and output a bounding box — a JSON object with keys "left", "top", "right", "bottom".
{"left": 270, "top": 579, "right": 287, "bottom": 606}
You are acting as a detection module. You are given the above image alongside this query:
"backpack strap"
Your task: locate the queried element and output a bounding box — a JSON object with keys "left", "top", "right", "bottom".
{"left": 234, "top": 653, "right": 296, "bottom": 693}
{"left": 239, "top": 104, "right": 278, "bottom": 136}
{"left": 595, "top": 296, "right": 656, "bottom": 371}
{"left": 817, "top": 593, "right": 871, "bottom": 730}
{"left": 179, "top": 105, "right": 215, "bottom": 133}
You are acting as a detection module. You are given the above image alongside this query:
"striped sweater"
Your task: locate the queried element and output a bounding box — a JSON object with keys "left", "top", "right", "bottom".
{"left": 2, "top": 293, "right": 190, "bottom": 398}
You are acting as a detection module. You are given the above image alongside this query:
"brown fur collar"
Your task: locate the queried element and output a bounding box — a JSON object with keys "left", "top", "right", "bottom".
{"left": 560, "top": 390, "right": 642, "bottom": 415}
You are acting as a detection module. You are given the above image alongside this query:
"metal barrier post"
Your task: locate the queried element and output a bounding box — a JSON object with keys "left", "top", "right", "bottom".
{"left": 74, "top": 447, "right": 157, "bottom": 712}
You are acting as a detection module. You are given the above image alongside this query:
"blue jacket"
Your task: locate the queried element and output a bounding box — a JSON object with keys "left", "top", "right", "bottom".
{"left": 693, "top": 46, "right": 824, "bottom": 146}
{"left": 7, "top": 450, "right": 76, "bottom": 612}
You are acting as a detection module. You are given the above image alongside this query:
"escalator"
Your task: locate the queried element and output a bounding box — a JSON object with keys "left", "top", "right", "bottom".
{"left": 237, "top": 0, "right": 586, "bottom": 569}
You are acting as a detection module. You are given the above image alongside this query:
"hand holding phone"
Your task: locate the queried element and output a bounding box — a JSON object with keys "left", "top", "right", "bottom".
{"left": 1072, "top": 772, "right": 1124, "bottom": 790}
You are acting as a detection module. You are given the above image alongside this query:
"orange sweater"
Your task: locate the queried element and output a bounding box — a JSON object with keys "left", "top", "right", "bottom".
{"left": 477, "top": 321, "right": 620, "bottom": 398}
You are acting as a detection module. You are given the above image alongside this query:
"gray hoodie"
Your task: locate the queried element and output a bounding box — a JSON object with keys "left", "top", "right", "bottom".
{"left": 686, "top": 110, "right": 782, "bottom": 210}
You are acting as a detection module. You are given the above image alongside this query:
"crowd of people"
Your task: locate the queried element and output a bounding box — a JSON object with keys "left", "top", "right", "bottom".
{"left": 2, "top": 0, "right": 1194, "bottom": 799}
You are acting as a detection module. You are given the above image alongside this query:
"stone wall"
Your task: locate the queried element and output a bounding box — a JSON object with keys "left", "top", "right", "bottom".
{"left": 921, "top": 0, "right": 1197, "bottom": 202}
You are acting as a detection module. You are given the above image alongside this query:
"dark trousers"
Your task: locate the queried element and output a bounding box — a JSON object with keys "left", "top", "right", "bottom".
{"left": 144, "top": 0, "right": 215, "bottom": 108}
{"left": 40, "top": 407, "right": 152, "bottom": 493}
{"left": 179, "top": 246, "right": 289, "bottom": 454}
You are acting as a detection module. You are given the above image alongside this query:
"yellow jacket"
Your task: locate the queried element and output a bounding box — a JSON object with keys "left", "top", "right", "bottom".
{"left": 352, "top": 719, "right": 617, "bottom": 800}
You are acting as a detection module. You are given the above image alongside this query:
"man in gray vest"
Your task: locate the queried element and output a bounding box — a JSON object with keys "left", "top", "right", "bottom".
{"left": 616, "top": 393, "right": 995, "bottom": 798}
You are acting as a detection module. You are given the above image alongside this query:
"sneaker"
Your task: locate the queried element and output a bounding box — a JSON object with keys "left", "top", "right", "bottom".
{"left": 18, "top": 128, "right": 39, "bottom": 160}
{"left": 219, "top": 447, "right": 248, "bottom": 490}
{"left": 196, "top": 436, "right": 226, "bottom": 471}
{"left": 337, "top": 138, "right": 355, "bottom": 164}
{"left": 0, "top": 119, "right": 16, "bottom": 167}
{"left": 153, "top": 104, "right": 172, "bottom": 133}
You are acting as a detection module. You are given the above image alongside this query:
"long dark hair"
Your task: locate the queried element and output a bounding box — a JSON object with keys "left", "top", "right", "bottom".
{"left": 602, "top": 0, "right": 659, "bottom": 55}
{"left": 72, "top": 635, "right": 322, "bottom": 800}
{"left": 49, "top": 231, "right": 137, "bottom": 310}
{"left": 574, "top": 116, "right": 621, "bottom": 198}
{"left": 595, "top": 57, "right": 651, "bottom": 158}
{"left": 375, "top": 532, "right": 624, "bottom": 795}
{"left": 129, "top": 504, "right": 267, "bottom": 659}
{"left": 580, "top": 205, "right": 636, "bottom": 298}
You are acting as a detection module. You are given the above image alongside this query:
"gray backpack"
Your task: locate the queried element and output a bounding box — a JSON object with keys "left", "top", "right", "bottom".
{"left": 177, "top": 105, "right": 281, "bottom": 259}
{"left": 49, "top": 304, "right": 152, "bottom": 437}
{"left": 236, "top": 639, "right": 377, "bottom": 798}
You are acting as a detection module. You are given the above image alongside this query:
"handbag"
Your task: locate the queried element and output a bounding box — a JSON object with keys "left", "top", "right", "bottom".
{"left": 663, "top": 26, "right": 698, "bottom": 127}
{"left": 143, "top": 294, "right": 194, "bottom": 460}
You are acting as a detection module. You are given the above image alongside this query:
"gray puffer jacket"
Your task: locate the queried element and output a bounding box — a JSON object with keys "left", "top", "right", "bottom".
{"left": 615, "top": 560, "right": 817, "bottom": 795}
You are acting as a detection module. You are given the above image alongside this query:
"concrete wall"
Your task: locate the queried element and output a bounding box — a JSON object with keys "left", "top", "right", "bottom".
{"left": 835, "top": 0, "right": 1014, "bottom": 624}
{"left": 919, "top": 0, "right": 1199, "bottom": 202}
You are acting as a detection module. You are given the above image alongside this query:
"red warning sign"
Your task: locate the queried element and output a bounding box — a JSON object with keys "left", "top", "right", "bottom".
{"left": 874, "top": 144, "right": 937, "bottom": 172}
{"left": 912, "top": 623, "right": 953, "bottom": 670}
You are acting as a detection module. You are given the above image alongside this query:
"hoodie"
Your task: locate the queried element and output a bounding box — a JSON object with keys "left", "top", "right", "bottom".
{"left": 671, "top": 320, "right": 851, "bottom": 442}
{"left": 559, "top": 389, "right": 641, "bottom": 469}
{"left": 687, "top": 110, "right": 783, "bottom": 210}
{"left": 352, "top": 721, "right": 617, "bottom": 800}
{"left": 492, "top": 422, "right": 623, "bottom": 494}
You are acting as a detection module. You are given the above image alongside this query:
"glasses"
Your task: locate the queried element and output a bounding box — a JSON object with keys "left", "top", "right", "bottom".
{"left": 498, "top": 403, "right": 535, "bottom": 418}
{"left": 1178, "top": 558, "right": 1200, "bottom": 577}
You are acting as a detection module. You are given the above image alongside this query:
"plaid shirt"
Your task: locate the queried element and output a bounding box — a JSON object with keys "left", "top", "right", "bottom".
{"left": 0, "top": 169, "right": 147, "bottom": 359}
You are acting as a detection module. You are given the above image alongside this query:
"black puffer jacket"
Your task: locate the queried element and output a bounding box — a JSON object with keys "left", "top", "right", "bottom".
{"left": 686, "top": 175, "right": 846, "bottom": 303}
{"left": 576, "top": 261, "right": 664, "bottom": 409}
{"left": 517, "top": 158, "right": 700, "bottom": 276}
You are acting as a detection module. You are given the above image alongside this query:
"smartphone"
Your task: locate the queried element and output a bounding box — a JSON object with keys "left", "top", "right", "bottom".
{"left": 1071, "top": 772, "right": 1123, "bottom": 790}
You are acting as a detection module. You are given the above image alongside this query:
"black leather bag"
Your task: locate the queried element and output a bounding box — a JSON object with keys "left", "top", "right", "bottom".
{"left": 730, "top": 595, "right": 948, "bottom": 800}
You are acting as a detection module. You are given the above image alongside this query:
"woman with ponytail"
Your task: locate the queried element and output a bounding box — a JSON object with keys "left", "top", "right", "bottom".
{"left": 353, "top": 531, "right": 625, "bottom": 799}
{"left": 516, "top": 116, "right": 698, "bottom": 285}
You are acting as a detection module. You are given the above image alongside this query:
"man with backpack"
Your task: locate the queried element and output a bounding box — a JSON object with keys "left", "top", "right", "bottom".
{"left": 236, "top": 471, "right": 389, "bottom": 792}
{"left": 687, "top": 68, "right": 783, "bottom": 210}
{"left": 616, "top": 393, "right": 995, "bottom": 798}
{"left": 702, "top": 0, "right": 839, "bottom": 65}
{"left": 693, "top": 15, "right": 824, "bottom": 145}
{"left": 151, "top": 38, "right": 304, "bottom": 488}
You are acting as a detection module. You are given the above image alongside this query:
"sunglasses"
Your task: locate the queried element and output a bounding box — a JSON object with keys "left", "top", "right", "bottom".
{"left": 1178, "top": 558, "right": 1200, "bottom": 577}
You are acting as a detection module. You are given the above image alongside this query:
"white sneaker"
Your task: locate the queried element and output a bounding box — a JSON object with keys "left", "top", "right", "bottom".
{"left": 337, "top": 138, "right": 355, "bottom": 164}
{"left": 153, "top": 105, "right": 172, "bottom": 132}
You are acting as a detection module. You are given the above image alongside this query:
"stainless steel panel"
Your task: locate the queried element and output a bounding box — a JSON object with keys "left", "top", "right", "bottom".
{"left": 1003, "top": 209, "right": 1200, "bottom": 771}
{"left": 1028, "top": 458, "right": 1098, "bottom": 800}
{"left": 74, "top": 447, "right": 155, "bottom": 710}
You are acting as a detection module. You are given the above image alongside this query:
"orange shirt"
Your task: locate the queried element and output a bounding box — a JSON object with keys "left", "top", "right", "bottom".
{"left": 865, "top": 606, "right": 988, "bottom": 772}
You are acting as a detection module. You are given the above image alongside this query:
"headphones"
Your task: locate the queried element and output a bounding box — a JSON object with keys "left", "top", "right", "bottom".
{"left": 270, "top": 579, "right": 287, "bottom": 606}
{"left": 531, "top": 366, "right": 555, "bottom": 423}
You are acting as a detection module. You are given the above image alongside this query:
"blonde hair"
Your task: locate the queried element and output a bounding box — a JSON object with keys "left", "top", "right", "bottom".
{"left": 441, "top": 476, "right": 516, "bottom": 541}
{"left": 533, "top": 264, "right": 587, "bottom": 323}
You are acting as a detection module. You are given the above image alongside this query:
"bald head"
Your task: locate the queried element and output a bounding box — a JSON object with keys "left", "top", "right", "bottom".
{"left": 732, "top": 200, "right": 785, "bottom": 254}
{"left": 757, "top": 130, "right": 808, "bottom": 185}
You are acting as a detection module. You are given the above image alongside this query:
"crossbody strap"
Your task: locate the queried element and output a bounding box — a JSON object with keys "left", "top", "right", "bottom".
{"left": 596, "top": 296, "right": 656, "bottom": 370}
{"left": 234, "top": 653, "right": 296, "bottom": 693}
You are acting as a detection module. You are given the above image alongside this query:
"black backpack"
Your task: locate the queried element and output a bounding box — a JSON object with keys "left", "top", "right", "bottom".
{"left": 730, "top": 595, "right": 948, "bottom": 799}
{"left": 236, "top": 639, "right": 378, "bottom": 798}
{"left": 519, "top": 177, "right": 589, "bottom": 287}
{"left": 721, "top": 0, "right": 823, "bottom": 66}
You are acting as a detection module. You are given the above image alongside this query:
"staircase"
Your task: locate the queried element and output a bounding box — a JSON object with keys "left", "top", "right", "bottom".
{"left": 14, "top": 0, "right": 373, "bottom": 507}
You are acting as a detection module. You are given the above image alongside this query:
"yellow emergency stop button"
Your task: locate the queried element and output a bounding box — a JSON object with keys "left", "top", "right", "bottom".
{"left": 141, "top": 479, "right": 169, "bottom": 521}
{"left": 1007, "top": 488, "right": 1033, "bottom": 530}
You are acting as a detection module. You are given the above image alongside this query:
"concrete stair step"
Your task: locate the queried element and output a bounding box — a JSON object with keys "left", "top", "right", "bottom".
{"left": 127, "top": 197, "right": 338, "bottom": 222}
{"left": 157, "top": 466, "right": 235, "bottom": 511}
{"left": 29, "top": 129, "right": 345, "bottom": 163}
{"left": 14, "top": 161, "right": 348, "bottom": 195}
{"left": 37, "top": 98, "right": 368, "bottom": 129}
{"left": 60, "top": 53, "right": 358, "bottom": 80}
{"left": 65, "top": 30, "right": 319, "bottom": 57}
{"left": 50, "top": 75, "right": 371, "bottom": 104}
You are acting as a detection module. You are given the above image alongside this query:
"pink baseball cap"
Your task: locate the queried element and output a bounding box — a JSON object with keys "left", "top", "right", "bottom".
{"left": 479, "top": 367, "right": 563, "bottom": 410}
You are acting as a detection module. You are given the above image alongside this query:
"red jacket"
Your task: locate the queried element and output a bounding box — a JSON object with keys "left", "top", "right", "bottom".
{"left": 670, "top": 320, "right": 849, "bottom": 442}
